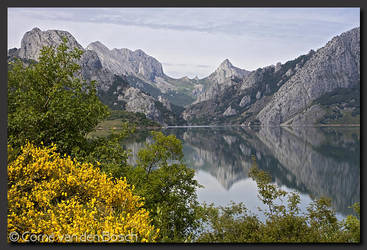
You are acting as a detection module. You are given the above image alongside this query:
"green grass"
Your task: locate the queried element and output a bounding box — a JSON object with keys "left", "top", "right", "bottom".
{"left": 87, "top": 119, "right": 126, "bottom": 138}
{"left": 87, "top": 110, "right": 161, "bottom": 138}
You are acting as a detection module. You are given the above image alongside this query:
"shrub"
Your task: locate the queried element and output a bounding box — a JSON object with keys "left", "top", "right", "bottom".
{"left": 7, "top": 142, "right": 159, "bottom": 243}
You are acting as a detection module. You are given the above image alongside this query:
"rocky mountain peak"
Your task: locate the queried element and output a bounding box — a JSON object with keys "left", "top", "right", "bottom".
{"left": 86, "top": 42, "right": 164, "bottom": 82}
{"left": 31, "top": 27, "right": 41, "bottom": 33}
{"left": 208, "top": 59, "right": 249, "bottom": 84}
{"left": 219, "top": 58, "right": 232, "bottom": 68}
{"left": 134, "top": 49, "right": 147, "bottom": 56}
{"left": 87, "top": 41, "right": 109, "bottom": 52}
{"left": 18, "top": 28, "right": 83, "bottom": 60}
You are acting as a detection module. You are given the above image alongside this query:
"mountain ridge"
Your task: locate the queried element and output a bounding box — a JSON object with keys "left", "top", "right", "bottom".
{"left": 9, "top": 27, "right": 185, "bottom": 126}
{"left": 183, "top": 27, "right": 360, "bottom": 126}
{"left": 8, "top": 26, "right": 360, "bottom": 127}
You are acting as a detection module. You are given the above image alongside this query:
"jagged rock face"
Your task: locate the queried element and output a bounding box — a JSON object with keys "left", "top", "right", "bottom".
{"left": 79, "top": 50, "right": 116, "bottom": 92}
{"left": 257, "top": 27, "right": 360, "bottom": 125}
{"left": 223, "top": 106, "right": 237, "bottom": 116}
{"left": 15, "top": 28, "right": 115, "bottom": 92}
{"left": 118, "top": 87, "right": 165, "bottom": 124}
{"left": 18, "top": 27, "right": 84, "bottom": 60}
{"left": 239, "top": 95, "right": 251, "bottom": 107}
{"left": 208, "top": 59, "right": 249, "bottom": 84}
{"left": 87, "top": 41, "right": 164, "bottom": 82}
{"left": 7, "top": 48, "right": 19, "bottom": 58}
{"left": 194, "top": 59, "right": 249, "bottom": 103}
{"left": 182, "top": 55, "right": 307, "bottom": 124}
{"left": 158, "top": 95, "right": 172, "bottom": 111}
{"left": 86, "top": 41, "right": 198, "bottom": 107}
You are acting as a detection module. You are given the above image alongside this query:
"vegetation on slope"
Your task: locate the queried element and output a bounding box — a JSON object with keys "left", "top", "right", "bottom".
{"left": 313, "top": 86, "right": 360, "bottom": 124}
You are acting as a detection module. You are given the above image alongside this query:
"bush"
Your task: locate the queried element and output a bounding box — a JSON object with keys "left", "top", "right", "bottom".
{"left": 7, "top": 142, "right": 159, "bottom": 243}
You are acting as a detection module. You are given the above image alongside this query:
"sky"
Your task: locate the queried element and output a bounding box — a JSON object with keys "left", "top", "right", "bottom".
{"left": 8, "top": 8, "right": 360, "bottom": 78}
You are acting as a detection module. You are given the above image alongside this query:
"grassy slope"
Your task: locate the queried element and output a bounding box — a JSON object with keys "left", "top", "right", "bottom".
{"left": 87, "top": 110, "right": 161, "bottom": 138}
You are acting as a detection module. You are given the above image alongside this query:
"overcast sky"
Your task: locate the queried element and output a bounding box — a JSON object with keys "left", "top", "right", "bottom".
{"left": 8, "top": 8, "right": 359, "bottom": 78}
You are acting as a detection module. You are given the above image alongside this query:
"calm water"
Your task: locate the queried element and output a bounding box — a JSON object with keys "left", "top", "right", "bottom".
{"left": 124, "top": 126, "right": 360, "bottom": 220}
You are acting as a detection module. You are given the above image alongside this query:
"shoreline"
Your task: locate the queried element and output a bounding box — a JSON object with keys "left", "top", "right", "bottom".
{"left": 163, "top": 124, "right": 360, "bottom": 128}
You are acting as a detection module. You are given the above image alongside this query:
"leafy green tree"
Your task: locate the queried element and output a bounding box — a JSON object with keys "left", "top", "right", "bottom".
{"left": 195, "top": 202, "right": 262, "bottom": 243}
{"left": 342, "top": 202, "right": 360, "bottom": 243}
{"left": 8, "top": 38, "right": 109, "bottom": 154}
{"left": 124, "top": 131, "right": 202, "bottom": 242}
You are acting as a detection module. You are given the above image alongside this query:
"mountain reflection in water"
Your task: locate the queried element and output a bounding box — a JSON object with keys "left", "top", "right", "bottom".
{"left": 124, "top": 126, "right": 360, "bottom": 217}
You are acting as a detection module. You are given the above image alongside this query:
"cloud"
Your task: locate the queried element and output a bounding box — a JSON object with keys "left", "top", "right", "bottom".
{"left": 10, "top": 8, "right": 359, "bottom": 38}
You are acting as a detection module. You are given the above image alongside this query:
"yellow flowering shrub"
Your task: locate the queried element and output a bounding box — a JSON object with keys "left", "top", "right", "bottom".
{"left": 8, "top": 142, "right": 159, "bottom": 243}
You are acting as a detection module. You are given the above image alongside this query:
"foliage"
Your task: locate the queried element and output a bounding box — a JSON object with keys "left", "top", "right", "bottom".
{"left": 68, "top": 122, "right": 134, "bottom": 180}
{"left": 153, "top": 101, "right": 187, "bottom": 126}
{"left": 7, "top": 142, "right": 159, "bottom": 243}
{"left": 312, "top": 86, "right": 360, "bottom": 124}
{"left": 121, "top": 132, "right": 202, "bottom": 242}
{"left": 8, "top": 38, "right": 109, "bottom": 154}
{"left": 195, "top": 156, "right": 360, "bottom": 243}
{"left": 162, "top": 89, "right": 195, "bottom": 108}
{"left": 106, "top": 110, "right": 160, "bottom": 127}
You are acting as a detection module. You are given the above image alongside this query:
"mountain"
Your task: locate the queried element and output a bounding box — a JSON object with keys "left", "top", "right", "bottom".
{"left": 182, "top": 52, "right": 313, "bottom": 124}
{"left": 9, "top": 27, "right": 185, "bottom": 126}
{"left": 183, "top": 27, "right": 360, "bottom": 126}
{"left": 86, "top": 41, "right": 198, "bottom": 107}
{"left": 87, "top": 41, "right": 164, "bottom": 82}
{"left": 257, "top": 27, "right": 360, "bottom": 126}
{"left": 10, "top": 27, "right": 115, "bottom": 92}
{"left": 18, "top": 27, "right": 84, "bottom": 59}
{"left": 192, "top": 59, "right": 250, "bottom": 103}
{"left": 9, "top": 26, "right": 360, "bottom": 127}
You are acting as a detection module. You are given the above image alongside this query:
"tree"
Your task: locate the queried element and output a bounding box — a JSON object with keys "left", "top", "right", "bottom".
{"left": 124, "top": 131, "right": 202, "bottom": 242}
{"left": 8, "top": 38, "right": 109, "bottom": 154}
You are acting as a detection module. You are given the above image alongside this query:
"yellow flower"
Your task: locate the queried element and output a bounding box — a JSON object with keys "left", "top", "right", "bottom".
{"left": 7, "top": 142, "right": 159, "bottom": 243}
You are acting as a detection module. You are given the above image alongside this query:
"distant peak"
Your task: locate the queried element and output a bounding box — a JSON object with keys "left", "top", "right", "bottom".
{"left": 216, "top": 59, "right": 234, "bottom": 72}
{"left": 87, "top": 41, "right": 109, "bottom": 51}
{"left": 220, "top": 58, "right": 232, "bottom": 67}
{"left": 31, "top": 27, "right": 41, "bottom": 32}
{"left": 134, "top": 49, "right": 147, "bottom": 56}
{"left": 90, "top": 41, "right": 104, "bottom": 46}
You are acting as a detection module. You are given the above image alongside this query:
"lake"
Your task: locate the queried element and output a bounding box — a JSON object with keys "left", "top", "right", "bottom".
{"left": 124, "top": 126, "right": 360, "bottom": 220}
